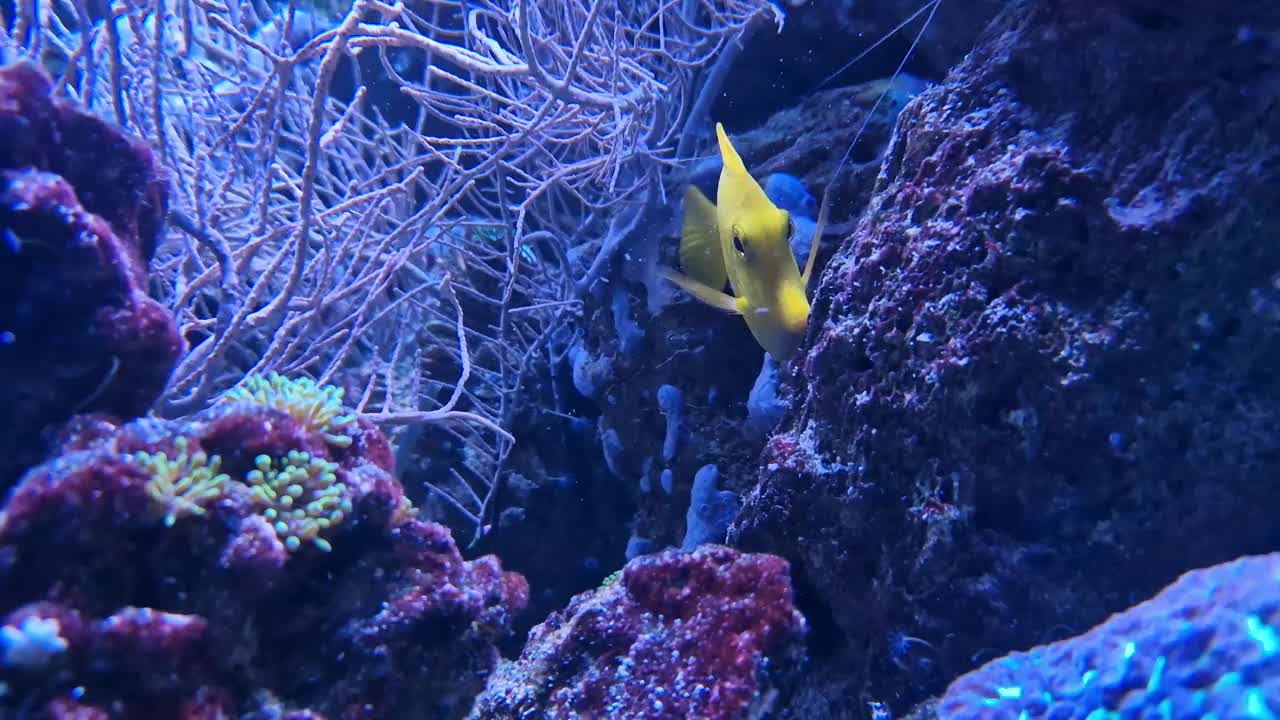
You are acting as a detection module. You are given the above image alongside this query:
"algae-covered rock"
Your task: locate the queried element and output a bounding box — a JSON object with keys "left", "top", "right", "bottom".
{"left": 735, "top": 0, "right": 1280, "bottom": 715}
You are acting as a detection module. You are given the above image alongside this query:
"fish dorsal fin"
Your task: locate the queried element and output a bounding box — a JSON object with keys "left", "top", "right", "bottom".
{"left": 680, "top": 186, "right": 727, "bottom": 291}
{"left": 714, "top": 122, "right": 774, "bottom": 221}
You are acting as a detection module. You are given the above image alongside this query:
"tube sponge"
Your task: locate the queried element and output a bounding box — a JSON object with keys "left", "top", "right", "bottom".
{"left": 681, "top": 464, "right": 739, "bottom": 551}
{"left": 612, "top": 285, "right": 645, "bottom": 356}
{"left": 657, "top": 384, "right": 684, "bottom": 463}
{"left": 600, "top": 422, "right": 625, "bottom": 479}
{"left": 747, "top": 354, "right": 786, "bottom": 437}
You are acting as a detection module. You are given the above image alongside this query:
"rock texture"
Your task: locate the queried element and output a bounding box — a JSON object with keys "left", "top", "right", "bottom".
{"left": 0, "top": 63, "right": 181, "bottom": 491}
{"left": 733, "top": 0, "right": 1280, "bottom": 716}
{"left": 718, "top": 0, "right": 1005, "bottom": 129}
{"left": 469, "top": 545, "right": 807, "bottom": 720}
{"left": 0, "top": 381, "right": 527, "bottom": 719}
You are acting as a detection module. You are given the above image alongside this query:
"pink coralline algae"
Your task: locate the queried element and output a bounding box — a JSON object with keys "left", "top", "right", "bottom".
{"left": 469, "top": 545, "right": 807, "bottom": 720}
{"left": 0, "top": 62, "right": 181, "bottom": 490}
{"left": 0, "top": 394, "right": 528, "bottom": 719}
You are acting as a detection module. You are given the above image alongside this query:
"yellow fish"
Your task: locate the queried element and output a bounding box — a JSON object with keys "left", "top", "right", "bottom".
{"left": 662, "top": 123, "right": 826, "bottom": 360}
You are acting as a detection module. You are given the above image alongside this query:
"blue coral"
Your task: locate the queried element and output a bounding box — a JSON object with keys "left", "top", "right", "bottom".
{"left": 0, "top": 615, "right": 67, "bottom": 669}
{"left": 938, "top": 554, "right": 1280, "bottom": 720}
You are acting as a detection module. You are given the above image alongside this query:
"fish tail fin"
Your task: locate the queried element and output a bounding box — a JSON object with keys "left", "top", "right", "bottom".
{"left": 679, "top": 186, "right": 727, "bottom": 291}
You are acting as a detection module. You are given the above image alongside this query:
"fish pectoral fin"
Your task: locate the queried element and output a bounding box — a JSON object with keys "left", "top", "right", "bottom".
{"left": 661, "top": 267, "right": 744, "bottom": 314}
{"left": 680, "top": 186, "right": 727, "bottom": 291}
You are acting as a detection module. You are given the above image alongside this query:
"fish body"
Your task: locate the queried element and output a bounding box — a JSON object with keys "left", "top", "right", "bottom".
{"left": 663, "top": 3, "right": 938, "bottom": 361}
{"left": 664, "top": 123, "right": 821, "bottom": 360}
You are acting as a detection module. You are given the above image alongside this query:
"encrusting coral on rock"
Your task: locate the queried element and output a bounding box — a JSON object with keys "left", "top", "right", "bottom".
{"left": 0, "top": 374, "right": 528, "bottom": 719}
{"left": 469, "top": 545, "right": 808, "bottom": 720}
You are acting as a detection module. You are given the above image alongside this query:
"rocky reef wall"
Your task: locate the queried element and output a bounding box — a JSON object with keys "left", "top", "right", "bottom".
{"left": 733, "top": 0, "right": 1280, "bottom": 715}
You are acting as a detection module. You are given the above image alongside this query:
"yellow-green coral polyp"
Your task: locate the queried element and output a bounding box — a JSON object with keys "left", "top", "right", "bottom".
{"left": 135, "top": 437, "right": 230, "bottom": 527}
{"left": 222, "top": 373, "right": 357, "bottom": 448}
{"left": 245, "top": 450, "right": 351, "bottom": 553}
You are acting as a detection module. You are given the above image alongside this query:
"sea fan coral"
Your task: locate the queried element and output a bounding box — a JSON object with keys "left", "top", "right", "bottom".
{"left": 4, "top": 0, "right": 783, "bottom": 547}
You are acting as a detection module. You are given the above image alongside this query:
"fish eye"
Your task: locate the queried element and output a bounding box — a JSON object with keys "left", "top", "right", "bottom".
{"left": 732, "top": 226, "right": 748, "bottom": 258}
{"left": 787, "top": 216, "right": 795, "bottom": 239}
